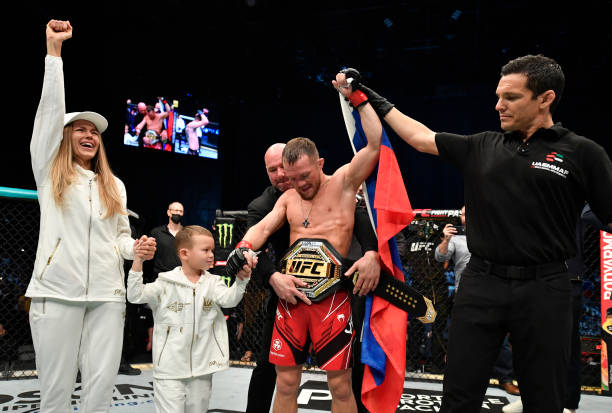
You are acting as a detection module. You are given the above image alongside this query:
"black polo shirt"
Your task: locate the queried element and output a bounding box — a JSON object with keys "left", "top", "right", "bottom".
{"left": 435, "top": 123, "right": 612, "bottom": 266}
{"left": 149, "top": 224, "right": 181, "bottom": 278}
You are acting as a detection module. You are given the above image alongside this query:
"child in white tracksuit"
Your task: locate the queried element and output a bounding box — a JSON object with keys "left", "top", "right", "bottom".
{"left": 127, "top": 225, "right": 255, "bottom": 413}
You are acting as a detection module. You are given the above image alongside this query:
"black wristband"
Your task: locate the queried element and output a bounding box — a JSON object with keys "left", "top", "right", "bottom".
{"left": 339, "top": 68, "right": 394, "bottom": 118}
{"left": 358, "top": 84, "right": 394, "bottom": 118}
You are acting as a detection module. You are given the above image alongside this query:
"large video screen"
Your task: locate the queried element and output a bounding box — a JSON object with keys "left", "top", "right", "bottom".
{"left": 124, "top": 96, "right": 219, "bottom": 159}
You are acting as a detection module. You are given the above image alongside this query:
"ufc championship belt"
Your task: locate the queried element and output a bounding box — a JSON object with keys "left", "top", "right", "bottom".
{"left": 280, "top": 238, "right": 436, "bottom": 324}
{"left": 145, "top": 130, "right": 160, "bottom": 144}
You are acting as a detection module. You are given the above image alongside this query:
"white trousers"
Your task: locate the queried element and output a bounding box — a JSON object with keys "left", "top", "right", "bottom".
{"left": 154, "top": 374, "right": 212, "bottom": 413}
{"left": 29, "top": 298, "right": 125, "bottom": 413}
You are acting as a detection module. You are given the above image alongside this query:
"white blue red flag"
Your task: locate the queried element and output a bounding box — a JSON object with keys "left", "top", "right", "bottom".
{"left": 339, "top": 94, "right": 415, "bottom": 413}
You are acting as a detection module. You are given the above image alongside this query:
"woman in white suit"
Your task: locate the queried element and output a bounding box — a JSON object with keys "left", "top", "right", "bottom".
{"left": 26, "top": 19, "right": 156, "bottom": 412}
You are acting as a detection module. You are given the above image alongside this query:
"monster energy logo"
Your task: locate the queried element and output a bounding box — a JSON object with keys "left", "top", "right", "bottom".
{"left": 217, "top": 223, "right": 234, "bottom": 248}
{"left": 220, "top": 275, "right": 231, "bottom": 287}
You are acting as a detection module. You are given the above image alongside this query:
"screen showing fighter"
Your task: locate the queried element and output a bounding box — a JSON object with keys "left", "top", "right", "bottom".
{"left": 124, "top": 97, "right": 219, "bottom": 159}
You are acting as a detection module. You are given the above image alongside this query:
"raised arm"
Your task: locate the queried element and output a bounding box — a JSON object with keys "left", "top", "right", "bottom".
{"left": 384, "top": 108, "right": 438, "bottom": 155}
{"left": 127, "top": 254, "right": 162, "bottom": 306}
{"left": 435, "top": 224, "right": 457, "bottom": 261}
{"left": 188, "top": 112, "right": 209, "bottom": 129}
{"left": 30, "top": 20, "right": 73, "bottom": 185}
{"left": 46, "top": 20, "right": 72, "bottom": 57}
{"left": 336, "top": 68, "right": 438, "bottom": 156}
{"left": 333, "top": 72, "right": 382, "bottom": 191}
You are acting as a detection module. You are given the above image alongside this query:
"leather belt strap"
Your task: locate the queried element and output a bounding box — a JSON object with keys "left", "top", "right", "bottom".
{"left": 280, "top": 238, "right": 436, "bottom": 323}
{"left": 469, "top": 255, "right": 568, "bottom": 280}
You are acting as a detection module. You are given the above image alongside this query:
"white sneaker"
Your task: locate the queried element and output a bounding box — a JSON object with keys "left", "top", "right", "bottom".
{"left": 502, "top": 399, "right": 523, "bottom": 413}
{"left": 563, "top": 410, "right": 576, "bottom": 413}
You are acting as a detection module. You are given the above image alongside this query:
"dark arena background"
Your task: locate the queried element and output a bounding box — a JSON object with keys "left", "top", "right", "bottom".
{"left": 1, "top": 1, "right": 611, "bottom": 412}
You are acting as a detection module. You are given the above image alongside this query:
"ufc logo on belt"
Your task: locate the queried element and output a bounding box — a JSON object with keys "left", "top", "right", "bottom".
{"left": 286, "top": 260, "right": 328, "bottom": 277}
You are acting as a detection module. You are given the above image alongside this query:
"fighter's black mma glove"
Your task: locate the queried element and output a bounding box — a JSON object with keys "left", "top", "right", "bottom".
{"left": 225, "top": 241, "right": 254, "bottom": 278}
{"left": 340, "top": 68, "right": 395, "bottom": 117}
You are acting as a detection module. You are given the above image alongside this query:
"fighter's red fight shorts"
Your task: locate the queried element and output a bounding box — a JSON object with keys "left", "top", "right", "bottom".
{"left": 269, "top": 289, "right": 354, "bottom": 370}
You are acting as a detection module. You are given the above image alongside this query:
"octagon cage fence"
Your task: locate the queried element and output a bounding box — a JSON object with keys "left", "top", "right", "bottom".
{"left": 0, "top": 187, "right": 607, "bottom": 396}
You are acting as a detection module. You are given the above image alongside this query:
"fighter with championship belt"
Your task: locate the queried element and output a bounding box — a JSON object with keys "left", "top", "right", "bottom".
{"left": 226, "top": 118, "right": 384, "bottom": 412}
{"left": 279, "top": 237, "right": 435, "bottom": 322}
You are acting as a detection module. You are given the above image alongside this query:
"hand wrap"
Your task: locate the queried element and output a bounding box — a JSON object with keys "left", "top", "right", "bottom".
{"left": 340, "top": 68, "right": 395, "bottom": 117}
{"left": 225, "top": 240, "right": 254, "bottom": 278}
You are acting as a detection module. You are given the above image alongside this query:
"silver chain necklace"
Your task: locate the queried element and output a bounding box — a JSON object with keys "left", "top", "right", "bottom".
{"left": 301, "top": 199, "right": 312, "bottom": 228}
{"left": 299, "top": 177, "right": 329, "bottom": 228}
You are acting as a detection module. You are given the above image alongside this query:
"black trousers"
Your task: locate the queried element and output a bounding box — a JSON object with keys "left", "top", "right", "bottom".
{"left": 492, "top": 335, "right": 514, "bottom": 384}
{"left": 565, "top": 279, "right": 583, "bottom": 410}
{"left": 245, "top": 295, "right": 277, "bottom": 413}
{"left": 440, "top": 261, "right": 572, "bottom": 413}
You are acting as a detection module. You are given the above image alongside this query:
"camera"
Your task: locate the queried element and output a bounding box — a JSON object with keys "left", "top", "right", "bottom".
{"left": 453, "top": 225, "right": 465, "bottom": 235}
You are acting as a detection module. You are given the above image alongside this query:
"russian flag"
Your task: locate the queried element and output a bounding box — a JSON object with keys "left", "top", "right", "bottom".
{"left": 340, "top": 95, "right": 415, "bottom": 413}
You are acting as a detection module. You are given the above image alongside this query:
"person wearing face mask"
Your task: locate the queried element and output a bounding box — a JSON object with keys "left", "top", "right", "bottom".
{"left": 149, "top": 202, "right": 185, "bottom": 281}
{"left": 141, "top": 202, "right": 185, "bottom": 352}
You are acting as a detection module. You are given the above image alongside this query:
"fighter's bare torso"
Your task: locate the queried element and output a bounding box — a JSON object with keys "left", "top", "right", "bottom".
{"left": 143, "top": 114, "right": 166, "bottom": 134}
{"left": 282, "top": 166, "right": 357, "bottom": 257}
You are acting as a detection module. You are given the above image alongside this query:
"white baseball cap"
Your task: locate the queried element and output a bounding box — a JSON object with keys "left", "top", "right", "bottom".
{"left": 64, "top": 111, "right": 108, "bottom": 133}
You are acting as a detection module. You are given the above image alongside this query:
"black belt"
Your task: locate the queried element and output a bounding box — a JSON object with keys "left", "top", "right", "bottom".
{"left": 469, "top": 255, "right": 568, "bottom": 280}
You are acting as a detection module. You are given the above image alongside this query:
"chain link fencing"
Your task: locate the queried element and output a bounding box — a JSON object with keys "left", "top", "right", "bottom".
{"left": 210, "top": 211, "right": 270, "bottom": 366}
{"left": 395, "top": 209, "right": 605, "bottom": 393}
{"left": 0, "top": 189, "right": 39, "bottom": 378}
{"left": 0, "top": 192, "right": 606, "bottom": 394}
{"left": 396, "top": 210, "right": 458, "bottom": 381}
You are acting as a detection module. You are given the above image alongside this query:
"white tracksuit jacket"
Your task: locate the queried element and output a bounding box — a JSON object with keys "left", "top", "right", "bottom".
{"left": 127, "top": 266, "right": 248, "bottom": 379}
{"left": 25, "top": 55, "right": 134, "bottom": 302}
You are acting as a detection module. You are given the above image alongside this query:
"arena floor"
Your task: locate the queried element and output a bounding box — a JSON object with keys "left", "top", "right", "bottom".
{"left": 0, "top": 365, "right": 610, "bottom": 412}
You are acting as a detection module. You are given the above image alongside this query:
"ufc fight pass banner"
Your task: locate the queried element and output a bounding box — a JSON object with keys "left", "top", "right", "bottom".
{"left": 601, "top": 231, "right": 612, "bottom": 393}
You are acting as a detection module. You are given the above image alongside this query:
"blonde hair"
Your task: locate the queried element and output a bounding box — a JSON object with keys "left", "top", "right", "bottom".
{"left": 174, "top": 225, "right": 214, "bottom": 254}
{"left": 50, "top": 124, "right": 125, "bottom": 218}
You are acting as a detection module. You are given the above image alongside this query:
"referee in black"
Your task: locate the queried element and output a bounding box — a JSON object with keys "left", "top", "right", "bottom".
{"left": 335, "top": 56, "right": 612, "bottom": 412}
{"left": 244, "top": 143, "right": 380, "bottom": 413}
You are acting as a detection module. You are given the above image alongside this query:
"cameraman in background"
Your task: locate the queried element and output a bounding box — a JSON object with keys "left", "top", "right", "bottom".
{"left": 435, "top": 206, "right": 469, "bottom": 291}
{"left": 435, "top": 206, "right": 520, "bottom": 397}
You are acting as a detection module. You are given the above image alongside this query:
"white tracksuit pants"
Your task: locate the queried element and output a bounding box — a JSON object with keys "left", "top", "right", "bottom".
{"left": 153, "top": 374, "right": 212, "bottom": 413}
{"left": 29, "top": 298, "right": 125, "bottom": 413}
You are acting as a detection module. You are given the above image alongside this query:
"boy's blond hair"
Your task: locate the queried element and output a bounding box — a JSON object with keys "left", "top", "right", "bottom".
{"left": 174, "top": 225, "right": 214, "bottom": 255}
